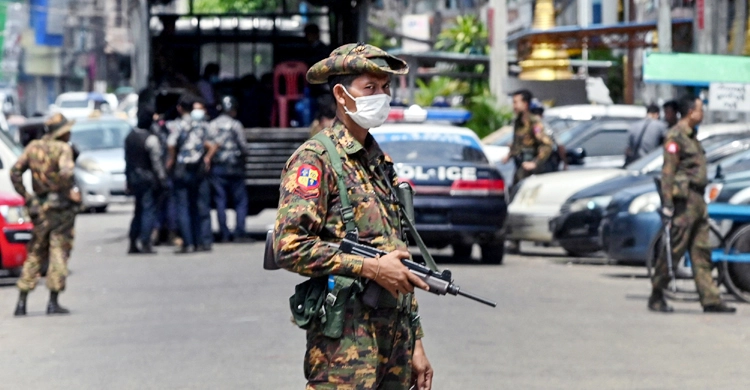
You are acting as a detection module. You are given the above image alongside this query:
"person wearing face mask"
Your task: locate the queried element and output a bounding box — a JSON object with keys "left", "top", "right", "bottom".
{"left": 166, "top": 94, "right": 218, "bottom": 254}
{"left": 273, "top": 43, "right": 434, "bottom": 390}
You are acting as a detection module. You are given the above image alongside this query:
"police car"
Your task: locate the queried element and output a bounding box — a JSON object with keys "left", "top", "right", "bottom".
{"left": 370, "top": 106, "right": 508, "bottom": 264}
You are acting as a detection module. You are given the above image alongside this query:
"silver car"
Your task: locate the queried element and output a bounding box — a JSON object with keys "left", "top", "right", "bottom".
{"left": 70, "top": 118, "right": 131, "bottom": 212}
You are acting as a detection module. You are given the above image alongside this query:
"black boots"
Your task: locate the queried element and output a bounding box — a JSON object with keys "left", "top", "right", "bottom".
{"left": 648, "top": 289, "right": 674, "bottom": 313}
{"left": 13, "top": 291, "right": 27, "bottom": 316}
{"left": 129, "top": 240, "right": 156, "bottom": 255}
{"left": 47, "top": 291, "right": 70, "bottom": 315}
{"left": 703, "top": 303, "right": 737, "bottom": 314}
{"left": 128, "top": 240, "right": 141, "bottom": 254}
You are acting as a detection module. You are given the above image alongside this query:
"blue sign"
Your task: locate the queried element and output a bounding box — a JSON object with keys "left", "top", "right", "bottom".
{"left": 30, "top": 0, "right": 63, "bottom": 47}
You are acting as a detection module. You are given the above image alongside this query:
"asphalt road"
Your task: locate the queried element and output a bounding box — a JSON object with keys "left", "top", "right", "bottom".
{"left": 1, "top": 205, "right": 750, "bottom": 390}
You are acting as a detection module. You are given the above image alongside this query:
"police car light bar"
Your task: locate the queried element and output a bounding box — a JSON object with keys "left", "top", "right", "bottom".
{"left": 388, "top": 105, "right": 472, "bottom": 123}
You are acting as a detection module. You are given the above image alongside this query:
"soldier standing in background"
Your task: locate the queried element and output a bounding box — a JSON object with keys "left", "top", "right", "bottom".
{"left": 649, "top": 95, "right": 736, "bottom": 314}
{"left": 208, "top": 96, "right": 249, "bottom": 243}
{"left": 12, "top": 113, "right": 80, "bottom": 316}
{"left": 502, "top": 89, "right": 554, "bottom": 186}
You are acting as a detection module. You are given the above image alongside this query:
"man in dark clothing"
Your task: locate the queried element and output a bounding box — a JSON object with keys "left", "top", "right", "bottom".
{"left": 208, "top": 96, "right": 249, "bottom": 242}
{"left": 624, "top": 103, "right": 667, "bottom": 165}
{"left": 125, "top": 108, "right": 167, "bottom": 254}
{"left": 663, "top": 100, "right": 679, "bottom": 128}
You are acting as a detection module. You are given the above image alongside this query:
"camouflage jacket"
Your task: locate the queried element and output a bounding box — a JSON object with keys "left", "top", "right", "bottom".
{"left": 274, "top": 123, "right": 423, "bottom": 337}
{"left": 508, "top": 112, "right": 554, "bottom": 164}
{"left": 208, "top": 114, "right": 247, "bottom": 168}
{"left": 166, "top": 115, "right": 209, "bottom": 165}
{"left": 661, "top": 122, "right": 708, "bottom": 209}
{"left": 11, "top": 138, "right": 75, "bottom": 201}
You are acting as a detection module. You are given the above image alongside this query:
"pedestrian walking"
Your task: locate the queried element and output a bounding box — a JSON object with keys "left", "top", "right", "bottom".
{"left": 12, "top": 113, "right": 80, "bottom": 316}
{"left": 208, "top": 96, "right": 249, "bottom": 242}
{"left": 649, "top": 95, "right": 736, "bottom": 314}
{"left": 502, "top": 89, "right": 554, "bottom": 186}
{"left": 125, "top": 107, "right": 168, "bottom": 254}
{"left": 624, "top": 103, "right": 667, "bottom": 165}
{"left": 273, "top": 43, "right": 433, "bottom": 389}
{"left": 166, "top": 95, "right": 217, "bottom": 254}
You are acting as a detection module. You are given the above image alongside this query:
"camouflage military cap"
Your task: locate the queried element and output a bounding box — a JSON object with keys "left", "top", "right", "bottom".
{"left": 46, "top": 113, "right": 75, "bottom": 139}
{"left": 306, "top": 43, "right": 409, "bottom": 84}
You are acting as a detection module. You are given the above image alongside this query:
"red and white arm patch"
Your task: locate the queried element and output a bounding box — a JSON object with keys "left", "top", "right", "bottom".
{"left": 666, "top": 142, "right": 679, "bottom": 154}
{"left": 294, "top": 164, "right": 321, "bottom": 199}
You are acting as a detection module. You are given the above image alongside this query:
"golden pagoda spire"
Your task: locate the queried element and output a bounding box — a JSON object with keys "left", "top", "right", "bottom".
{"left": 518, "top": 0, "right": 574, "bottom": 80}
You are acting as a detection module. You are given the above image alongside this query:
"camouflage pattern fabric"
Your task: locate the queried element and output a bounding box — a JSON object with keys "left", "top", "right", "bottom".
{"left": 660, "top": 123, "right": 708, "bottom": 210}
{"left": 508, "top": 112, "right": 553, "bottom": 183}
{"left": 167, "top": 116, "right": 209, "bottom": 165}
{"left": 208, "top": 114, "right": 246, "bottom": 167}
{"left": 17, "top": 207, "right": 76, "bottom": 292}
{"left": 652, "top": 190, "right": 721, "bottom": 306}
{"left": 10, "top": 139, "right": 75, "bottom": 200}
{"left": 306, "top": 43, "right": 409, "bottom": 85}
{"left": 274, "top": 123, "right": 423, "bottom": 387}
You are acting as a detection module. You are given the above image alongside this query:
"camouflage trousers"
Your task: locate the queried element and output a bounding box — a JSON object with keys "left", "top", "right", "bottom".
{"left": 304, "top": 296, "right": 417, "bottom": 389}
{"left": 652, "top": 191, "right": 721, "bottom": 306}
{"left": 17, "top": 207, "right": 77, "bottom": 293}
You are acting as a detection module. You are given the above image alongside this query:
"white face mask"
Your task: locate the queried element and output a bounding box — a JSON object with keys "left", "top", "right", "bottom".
{"left": 342, "top": 87, "right": 392, "bottom": 129}
{"left": 191, "top": 109, "right": 206, "bottom": 121}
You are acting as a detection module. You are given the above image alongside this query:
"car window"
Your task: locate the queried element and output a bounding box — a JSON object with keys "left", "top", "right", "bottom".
{"left": 71, "top": 121, "right": 130, "bottom": 151}
{"left": 578, "top": 130, "right": 629, "bottom": 157}
{"left": 0, "top": 127, "right": 23, "bottom": 156}
{"left": 374, "top": 131, "right": 488, "bottom": 163}
{"left": 59, "top": 100, "right": 90, "bottom": 109}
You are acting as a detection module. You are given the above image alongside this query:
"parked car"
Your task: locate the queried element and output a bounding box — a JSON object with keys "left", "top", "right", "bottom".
{"left": 70, "top": 118, "right": 130, "bottom": 212}
{"left": 543, "top": 104, "right": 646, "bottom": 133}
{"left": 371, "top": 121, "right": 508, "bottom": 264}
{"left": 555, "top": 135, "right": 750, "bottom": 256}
{"left": 50, "top": 92, "right": 119, "bottom": 120}
{"left": 0, "top": 192, "right": 33, "bottom": 276}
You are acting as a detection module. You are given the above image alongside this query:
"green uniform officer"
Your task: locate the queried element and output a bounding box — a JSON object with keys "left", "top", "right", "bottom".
{"left": 649, "top": 95, "right": 736, "bottom": 314}
{"left": 502, "top": 89, "right": 554, "bottom": 185}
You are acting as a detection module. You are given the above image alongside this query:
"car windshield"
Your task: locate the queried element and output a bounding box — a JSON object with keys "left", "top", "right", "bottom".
{"left": 556, "top": 121, "right": 597, "bottom": 145}
{"left": 59, "top": 100, "right": 90, "bottom": 109}
{"left": 375, "top": 131, "right": 488, "bottom": 163}
{"left": 0, "top": 127, "right": 23, "bottom": 156}
{"left": 625, "top": 134, "right": 747, "bottom": 172}
{"left": 71, "top": 121, "right": 130, "bottom": 151}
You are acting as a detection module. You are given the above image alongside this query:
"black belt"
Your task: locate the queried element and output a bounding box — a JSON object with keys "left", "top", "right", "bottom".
{"left": 689, "top": 183, "right": 706, "bottom": 193}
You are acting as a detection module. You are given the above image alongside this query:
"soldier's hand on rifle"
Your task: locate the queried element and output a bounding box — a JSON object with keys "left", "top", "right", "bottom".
{"left": 521, "top": 161, "right": 537, "bottom": 171}
{"left": 363, "top": 249, "right": 430, "bottom": 298}
{"left": 661, "top": 206, "right": 674, "bottom": 219}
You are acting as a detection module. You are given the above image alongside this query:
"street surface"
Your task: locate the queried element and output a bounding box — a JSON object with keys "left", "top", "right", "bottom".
{"left": 2, "top": 205, "right": 750, "bottom": 389}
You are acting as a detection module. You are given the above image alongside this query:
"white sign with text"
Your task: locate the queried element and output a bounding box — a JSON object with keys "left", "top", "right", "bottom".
{"left": 709, "top": 83, "right": 750, "bottom": 112}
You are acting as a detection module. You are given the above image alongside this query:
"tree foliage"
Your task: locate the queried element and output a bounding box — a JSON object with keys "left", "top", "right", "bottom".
{"left": 193, "top": 0, "right": 280, "bottom": 14}
{"left": 434, "top": 15, "right": 489, "bottom": 55}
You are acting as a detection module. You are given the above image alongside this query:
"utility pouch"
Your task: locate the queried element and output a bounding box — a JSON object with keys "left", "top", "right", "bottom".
{"left": 361, "top": 281, "right": 402, "bottom": 309}
{"left": 289, "top": 277, "right": 327, "bottom": 330}
{"left": 322, "top": 275, "right": 361, "bottom": 339}
{"left": 263, "top": 229, "right": 280, "bottom": 270}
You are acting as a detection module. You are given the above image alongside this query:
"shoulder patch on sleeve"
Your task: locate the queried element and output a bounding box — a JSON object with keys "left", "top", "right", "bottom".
{"left": 294, "top": 164, "right": 321, "bottom": 199}
{"left": 666, "top": 141, "right": 679, "bottom": 154}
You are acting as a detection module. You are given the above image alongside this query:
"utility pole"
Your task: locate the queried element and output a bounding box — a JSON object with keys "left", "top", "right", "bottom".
{"left": 489, "top": 0, "right": 507, "bottom": 103}
{"left": 657, "top": 0, "right": 672, "bottom": 101}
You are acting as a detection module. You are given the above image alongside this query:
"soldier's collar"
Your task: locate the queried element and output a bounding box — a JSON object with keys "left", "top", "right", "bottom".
{"left": 332, "top": 123, "right": 366, "bottom": 155}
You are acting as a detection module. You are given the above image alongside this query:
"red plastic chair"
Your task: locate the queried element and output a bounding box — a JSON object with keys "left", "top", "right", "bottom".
{"left": 271, "top": 61, "right": 308, "bottom": 127}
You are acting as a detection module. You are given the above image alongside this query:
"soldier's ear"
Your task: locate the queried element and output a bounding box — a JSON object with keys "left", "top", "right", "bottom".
{"left": 332, "top": 84, "right": 347, "bottom": 107}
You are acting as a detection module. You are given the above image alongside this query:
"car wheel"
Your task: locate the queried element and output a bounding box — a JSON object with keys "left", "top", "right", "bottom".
{"left": 452, "top": 244, "right": 473, "bottom": 260}
{"left": 481, "top": 243, "right": 504, "bottom": 265}
{"left": 93, "top": 205, "right": 108, "bottom": 213}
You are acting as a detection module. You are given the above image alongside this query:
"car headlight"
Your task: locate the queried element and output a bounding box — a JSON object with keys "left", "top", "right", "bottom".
{"left": 0, "top": 205, "right": 30, "bottom": 224}
{"left": 78, "top": 159, "right": 103, "bottom": 173}
{"left": 568, "top": 196, "right": 613, "bottom": 213}
{"left": 628, "top": 192, "right": 661, "bottom": 215}
{"left": 705, "top": 183, "right": 723, "bottom": 204}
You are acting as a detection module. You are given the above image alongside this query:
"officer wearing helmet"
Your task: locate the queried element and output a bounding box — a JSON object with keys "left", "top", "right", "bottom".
{"left": 274, "top": 43, "right": 434, "bottom": 389}
{"left": 207, "top": 96, "right": 249, "bottom": 242}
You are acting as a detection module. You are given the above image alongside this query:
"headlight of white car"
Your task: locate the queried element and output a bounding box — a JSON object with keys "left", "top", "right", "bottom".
{"left": 628, "top": 192, "right": 661, "bottom": 214}
{"left": 78, "top": 159, "right": 104, "bottom": 173}
{"left": 705, "top": 183, "right": 723, "bottom": 203}
{"left": 568, "top": 196, "right": 613, "bottom": 213}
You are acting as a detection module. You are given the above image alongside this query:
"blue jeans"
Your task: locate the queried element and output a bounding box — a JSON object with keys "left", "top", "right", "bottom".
{"left": 174, "top": 170, "right": 212, "bottom": 248}
{"left": 129, "top": 184, "right": 157, "bottom": 245}
{"left": 210, "top": 167, "right": 248, "bottom": 240}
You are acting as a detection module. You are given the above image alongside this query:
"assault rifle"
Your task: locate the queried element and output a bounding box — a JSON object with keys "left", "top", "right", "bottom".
{"left": 337, "top": 237, "right": 497, "bottom": 308}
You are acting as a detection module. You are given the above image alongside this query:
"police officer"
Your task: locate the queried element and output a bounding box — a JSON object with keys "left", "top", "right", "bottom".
{"left": 166, "top": 94, "right": 217, "bottom": 254}
{"left": 273, "top": 43, "right": 434, "bottom": 389}
{"left": 502, "top": 89, "right": 554, "bottom": 186}
{"left": 208, "top": 96, "right": 249, "bottom": 242}
{"left": 649, "top": 95, "right": 736, "bottom": 314}
{"left": 12, "top": 113, "right": 79, "bottom": 316}
{"left": 125, "top": 107, "right": 168, "bottom": 254}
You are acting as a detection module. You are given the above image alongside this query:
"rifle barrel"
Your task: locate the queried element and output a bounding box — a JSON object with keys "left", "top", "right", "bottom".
{"left": 457, "top": 289, "right": 497, "bottom": 308}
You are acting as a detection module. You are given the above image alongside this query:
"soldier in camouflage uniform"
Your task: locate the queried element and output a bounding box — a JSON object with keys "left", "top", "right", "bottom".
{"left": 208, "top": 96, "right": 249, "bottom": 242}
{"left": 502, "top": 89, "right": 554, "bottom": 186}
{"left": 13, "top": 113, "right": 79, "bottom": 316}
{"left": 649, "top": 96, "right": 736, "bottom": 314}
{"left": 166, "top": 94, "right": 217, "bottom": 253}
{"left": 274, "top": 43, "right": 434, "bottom": 389}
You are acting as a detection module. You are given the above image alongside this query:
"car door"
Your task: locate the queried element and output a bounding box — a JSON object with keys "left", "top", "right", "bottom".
{"left": 573, "top": 124, "right": 630, "bottom": 169}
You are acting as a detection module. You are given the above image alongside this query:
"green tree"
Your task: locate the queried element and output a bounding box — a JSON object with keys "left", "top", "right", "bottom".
{"left": 193, "top": 0, "right": 279, "bottom": 14}
{"left": 434, "top": 15, "right": 489, "bottom": 55}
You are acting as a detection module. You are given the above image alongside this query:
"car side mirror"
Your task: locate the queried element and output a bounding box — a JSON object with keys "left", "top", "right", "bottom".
{"left": 715, "top": 164, "right": 724, "bottom": 180}
{"left": 566, "top": 147, "right": 587, "bottom": 165}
